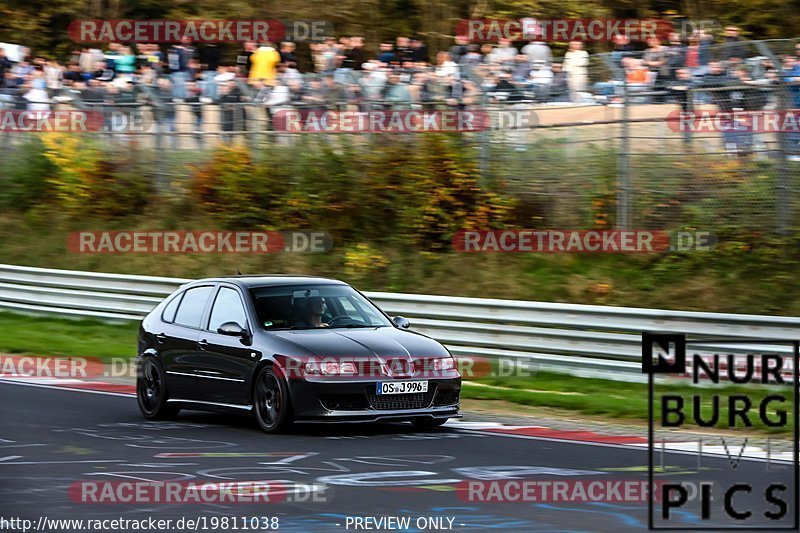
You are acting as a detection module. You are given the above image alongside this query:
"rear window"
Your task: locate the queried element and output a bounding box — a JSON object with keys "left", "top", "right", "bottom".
{"left": 161, "top": 292, "right": 183, "bottom": 323}
{"left": 208, "top": 287, "right": 248, "bottom": 332}
{"left": 173, "top": 286, "right": 214, "bottom": 328}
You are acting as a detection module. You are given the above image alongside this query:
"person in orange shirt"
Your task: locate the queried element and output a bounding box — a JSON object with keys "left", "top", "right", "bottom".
{"left": 248, "top": 42, "right": 281, "bottom": 85}
{"left": 626, "top": 59, "right": 651, "bottom": 84}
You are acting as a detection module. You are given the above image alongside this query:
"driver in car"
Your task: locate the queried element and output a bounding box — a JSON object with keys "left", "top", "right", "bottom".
{"left": 295, "top": 296, "right": 329, "bottom": 328}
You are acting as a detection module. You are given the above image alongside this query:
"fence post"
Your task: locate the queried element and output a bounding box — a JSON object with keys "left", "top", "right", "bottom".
{"left": 755, "top": 41, "right": 792, "bottom": 234}
{"left": 683, "top": 88, "right": 693, "bottom": 146}
{"left": 174, "top": 102, "right": 194, "bottom": 150}
{"left": 478, "top": 93, "right": 489, "bottom": 186}
{"left": 775, "top": 87, "right": 792, "bottom": 235}
{"left": 617, "top": 83, "right": 631, "bottom": 230}
{"left": 153, "top": 104, "right": 166, "bottom": 192}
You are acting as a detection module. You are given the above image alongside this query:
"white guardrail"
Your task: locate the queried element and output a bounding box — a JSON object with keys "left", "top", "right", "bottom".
{"left": 1, "top": 263, "right": 799, "bottom": 382}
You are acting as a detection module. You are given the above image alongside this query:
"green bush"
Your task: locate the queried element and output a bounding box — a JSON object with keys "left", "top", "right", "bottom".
{"left": 0, "top": 137, "right": 56, "bottom": 211}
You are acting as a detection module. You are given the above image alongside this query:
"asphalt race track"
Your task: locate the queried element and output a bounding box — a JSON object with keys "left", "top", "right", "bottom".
{"left": 0, "top": 381, "right": 794, "bottom": 533}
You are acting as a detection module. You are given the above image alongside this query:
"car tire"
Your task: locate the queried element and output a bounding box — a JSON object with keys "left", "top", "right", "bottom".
{"left": 252, "top": 366, "right": 293, "bottom": 434}
{"left": 137, "top": 357, "right": 180, "bottom": 420}
{"left": 411, "top": 417, "right": 448, "bottom": 429}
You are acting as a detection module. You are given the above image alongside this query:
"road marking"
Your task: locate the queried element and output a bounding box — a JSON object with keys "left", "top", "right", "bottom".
{"left": 155, "top": 452, "right": 310, "bottom": 458}
{"left": 122, "top": 463, "right": 200, "bottom": 467}
{"left": 0, "top": 459, "right": 125, "bottom": 465}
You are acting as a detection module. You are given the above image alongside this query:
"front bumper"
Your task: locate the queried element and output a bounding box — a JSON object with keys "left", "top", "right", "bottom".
{"left": 288, "top": 376, "right": 461, "bottom": 422}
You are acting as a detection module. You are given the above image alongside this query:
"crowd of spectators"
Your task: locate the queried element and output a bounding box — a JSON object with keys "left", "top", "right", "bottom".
{"left": 593, "top": 28, "right": 800, "bottom": 108}
{"left": 1, "top": 27, "right": 799, "bottom": 129}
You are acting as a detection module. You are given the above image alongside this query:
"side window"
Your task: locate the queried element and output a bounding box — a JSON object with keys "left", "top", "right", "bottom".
{"left": 161, "top": 292, "right": 183, "bottom": 323}
{"left": 208, "top": 287, "right": 248, "bottom": 332}
{"left": 174, "top": 286, "right": 214, "bottom": 328}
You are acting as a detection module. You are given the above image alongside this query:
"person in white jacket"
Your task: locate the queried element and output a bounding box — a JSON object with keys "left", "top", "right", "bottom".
{"left": 563, "top": 41, "right": 589, "bottom": 103}
{"left": 23, "top": 73, "right": 50, "bottom": 111}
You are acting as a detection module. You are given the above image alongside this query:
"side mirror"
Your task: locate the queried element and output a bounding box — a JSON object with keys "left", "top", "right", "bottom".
{"left": 218, "top": 321, "right": 247, "bottom": 337}
{"left": 392, "top": 316, "right": 411, "bottom": 329}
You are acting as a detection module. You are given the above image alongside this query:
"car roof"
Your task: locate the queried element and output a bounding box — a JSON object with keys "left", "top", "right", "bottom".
{"left": 185, "top": 275, "right": 348, "bottom": 289}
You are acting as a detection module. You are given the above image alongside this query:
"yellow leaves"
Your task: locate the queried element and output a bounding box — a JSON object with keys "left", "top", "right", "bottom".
{"left": 344, "top": 243, "right": 391, "bottom": 277}
{"left": 40, "top": 133, "right": 103, "bottom": 214}
{"left": 590, "top": 282, "right": 613, "bottom": 295}
{"left": 189, "top": 144, "right": 255, "bottom": 213}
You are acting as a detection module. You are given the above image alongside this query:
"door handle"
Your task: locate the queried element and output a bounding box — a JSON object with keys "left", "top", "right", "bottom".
{"left": 198, "top": 339, "right": 209, "bottom": 350}
{"left": 155, "top": 333, "right": 167, "bottom": 344}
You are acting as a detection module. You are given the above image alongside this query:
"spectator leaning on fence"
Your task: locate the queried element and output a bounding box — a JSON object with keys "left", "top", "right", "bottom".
{"left": 489, "top": 38, "right": 517, "bottom": 65}
{"left": 722, "top": 26, "right": 746, "bottom": 61}
{"left": 449, "top": 35, "right": 469, "bottom": 64}
{"left": 237, "top": 41, "right": 256, "bottom": 77}
{"left": 642, "top": 37, "right": 670, "bottom": 100}
{"left": 167, "top": 38, "right": 196, "bottom": 98}
{"left": 611, "top": 35, "right": 634, "bottom": 69}
{"left": 563, "top": 40, "right": 589, "bottom": 103}
{"left": 249, "top": 42, "right": 281, "bottom": 85}
{"left": 0, "top": 48, "right": 12, "bottom": 88}
{"left": 668, "top": 67, "right": 694, "bottom": 112}
{"left": 521, "top": 36, "right": 552, "bottom": 66}
{"left": 698, "top": 60, "right": 742, "bottom": 152}
{"left": 665, "top": 33, "right": 686, "bottom": 80}
{"left": 528, "top": 60, "right": 553, "bottom": 100}
{"left": 3, "top": 29, "right": 797, "bottom": 137}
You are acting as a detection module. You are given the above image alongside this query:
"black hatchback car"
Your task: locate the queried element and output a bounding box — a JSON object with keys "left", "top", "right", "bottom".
{"left": 136, "top": 276, "right": 461, "bottom": 433}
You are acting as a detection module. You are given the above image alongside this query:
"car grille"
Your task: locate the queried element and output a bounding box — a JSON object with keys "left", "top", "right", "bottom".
{"left": 319, "top": 394, "right": 368, "bottom": 411}
{"left": 366, "top": 387, "right": 436, "bottom": 410}
{"left": 320, "top": 387, "right": 457, "bottom": 412}
{"left": 433, "top": 388, "right": 460, "bottom": 406}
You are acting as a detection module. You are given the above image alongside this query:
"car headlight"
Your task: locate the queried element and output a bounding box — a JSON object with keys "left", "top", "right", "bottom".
{"left": 432, "top": 356, "right": 456, "bottom": 372}
{"left": 304, "top": 360, "right": 358, "bottom": 375}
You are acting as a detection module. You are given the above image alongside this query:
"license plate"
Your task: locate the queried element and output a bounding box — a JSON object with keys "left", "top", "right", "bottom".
{"left": 376, "top": 380, "right": 428, "bottom": 395}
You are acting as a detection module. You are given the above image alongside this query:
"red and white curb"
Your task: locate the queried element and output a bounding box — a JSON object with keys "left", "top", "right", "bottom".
{"left": 445, "top": 421, "right": 794, "bottom": 462}
{"left": 0, "top": 375, "right": 135, "bottom": 395}
{"left": 446, "top": 420, "right": 648, "bottom": 444}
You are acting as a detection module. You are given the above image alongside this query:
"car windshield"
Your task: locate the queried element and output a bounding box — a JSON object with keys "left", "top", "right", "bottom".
{"left": 249, "top": 284, "right": 392, "bottom": 330}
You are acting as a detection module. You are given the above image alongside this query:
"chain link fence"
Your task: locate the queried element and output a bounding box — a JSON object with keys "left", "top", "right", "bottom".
{"left": 1, "top": 39, "right": 799, "bottom": 234}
